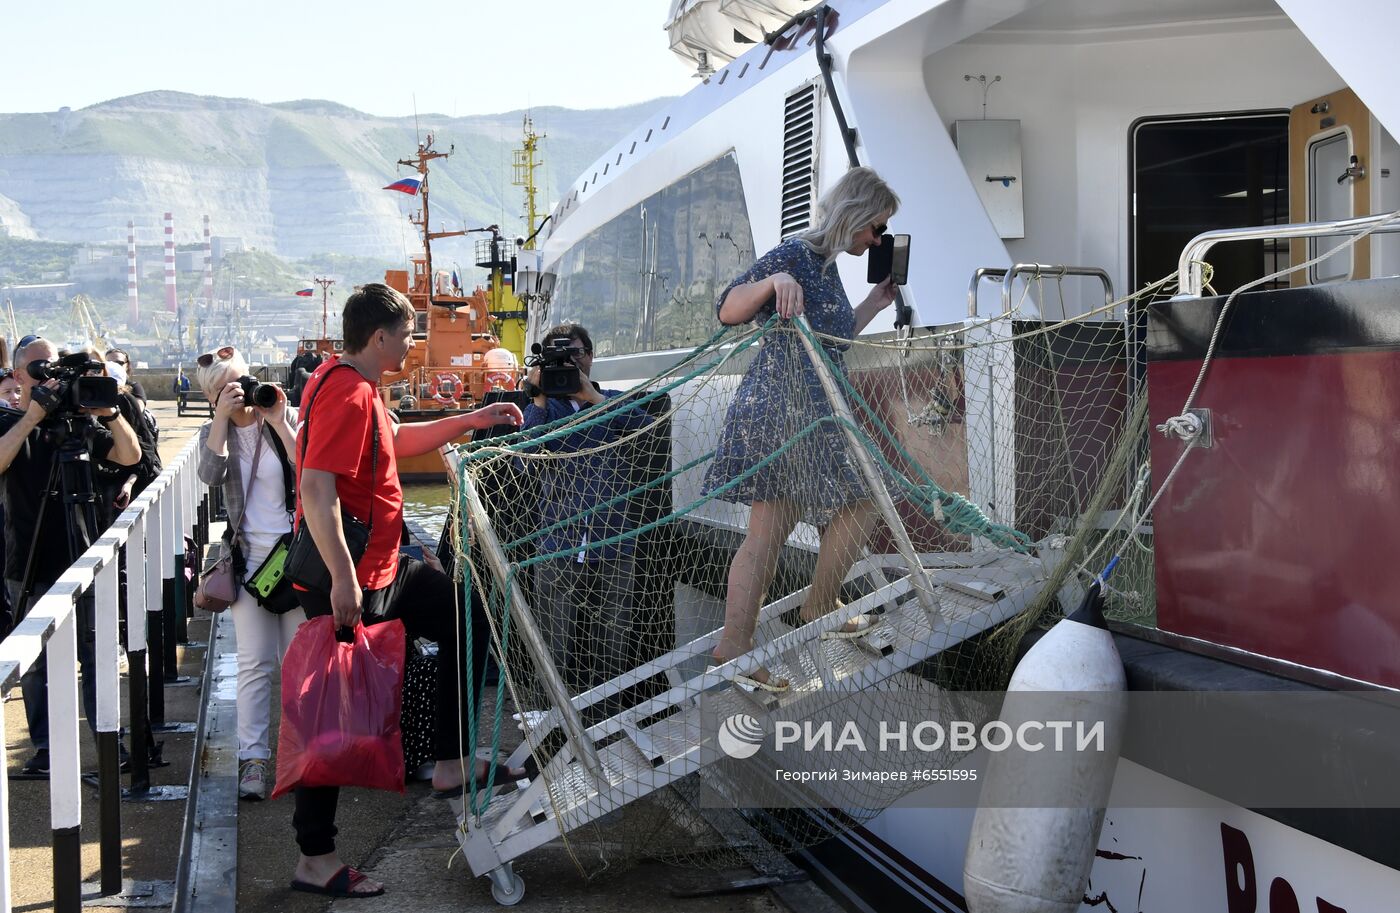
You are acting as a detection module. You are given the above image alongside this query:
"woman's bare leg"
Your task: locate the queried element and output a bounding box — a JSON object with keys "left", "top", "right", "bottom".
{"left": 713, "top": 500, "right": 799, "bottom": 677}
{"left": 801, "top": 501, "right": 879, "bottom": 623}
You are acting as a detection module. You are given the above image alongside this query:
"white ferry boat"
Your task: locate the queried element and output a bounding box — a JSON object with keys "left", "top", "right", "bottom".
{"left": 521, "top": 1, "right": 1400, "bottom": 910}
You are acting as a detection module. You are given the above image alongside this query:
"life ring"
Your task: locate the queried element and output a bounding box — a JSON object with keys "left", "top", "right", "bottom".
{"left": 484, "top": 369, "right": 516, "bottom": 391}
{"left": 431, "top": 372, "right": 462, "bottom": 403}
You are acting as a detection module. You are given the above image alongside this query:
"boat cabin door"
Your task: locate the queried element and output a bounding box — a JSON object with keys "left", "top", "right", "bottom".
{"left": 1289, "top": 87, "right": 1373, "bottom": 284}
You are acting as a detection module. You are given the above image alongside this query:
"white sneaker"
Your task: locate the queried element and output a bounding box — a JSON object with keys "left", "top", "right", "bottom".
{"left": 512, "top": 709, "right": 549, "bottom": 732}
{"left": 238, "top": 758, "right": 268, "bottom": 801}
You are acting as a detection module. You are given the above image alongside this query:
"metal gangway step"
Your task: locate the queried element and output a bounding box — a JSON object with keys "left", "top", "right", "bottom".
{"left": 451, "top": 545, "right": 1045, "bottom": 905}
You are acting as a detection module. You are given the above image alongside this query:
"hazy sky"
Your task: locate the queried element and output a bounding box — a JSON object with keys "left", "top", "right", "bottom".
{"left": 3, "top": 1, "right": 698, "bottom": 116}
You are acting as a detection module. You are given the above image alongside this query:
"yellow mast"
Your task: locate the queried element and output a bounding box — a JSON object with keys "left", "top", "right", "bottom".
{"left": 497, "top": 114, "right": 546, "bottom": 360}
{"left": 515, "top": 115, "right": 544, "bottom": 252}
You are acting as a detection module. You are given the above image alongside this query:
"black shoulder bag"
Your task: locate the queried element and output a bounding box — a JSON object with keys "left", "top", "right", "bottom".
{"left": 283, "top": 363, "right": 379, "bottom": 593}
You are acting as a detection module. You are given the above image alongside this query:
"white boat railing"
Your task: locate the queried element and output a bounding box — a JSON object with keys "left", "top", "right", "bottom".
{"left": 967, "top": 264, "right": 1116, "bottom": 318}
{"left": 1176, "top": 210, "right": 1400, "bottom": 297}
{"left": 0, "top": 434, "right": 208, "bottom": 913}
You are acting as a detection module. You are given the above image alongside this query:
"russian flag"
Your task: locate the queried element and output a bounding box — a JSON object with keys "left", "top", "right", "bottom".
{"left": 383, "top": 176, "right": 422, "bottom": 195}
{"left": 296, "top": 288, "right": 314, "bottom": 297}
{"left": 451, "top": 270, "right": 461, "bottom": 290}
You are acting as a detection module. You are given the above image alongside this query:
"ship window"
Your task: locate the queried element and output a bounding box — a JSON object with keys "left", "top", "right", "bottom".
{"left": 1130, "top": 112, "right": 1289, "bottom": 293}
{"left": 548, "top": 151, "right": 756, "bottom": 357}
{"left": 1307, "top": 131, "right": 1353, "bottom": 283}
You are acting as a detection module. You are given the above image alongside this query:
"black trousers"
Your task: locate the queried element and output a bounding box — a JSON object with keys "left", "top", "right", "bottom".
{"left": 291, "top": 556, "right": 492, "bottom": 857}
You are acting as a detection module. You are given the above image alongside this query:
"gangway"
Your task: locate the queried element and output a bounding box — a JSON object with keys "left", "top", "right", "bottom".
{"left": 453, "top": 481, "right": 1045, "bottom": 903}
{"left": 440, "top": 305, "right": 1088, "bottom": 902}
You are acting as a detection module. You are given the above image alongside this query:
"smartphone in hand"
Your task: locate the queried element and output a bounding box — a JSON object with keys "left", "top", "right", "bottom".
{"left": 868, "top": 233, "right": 912, "bottom": 285}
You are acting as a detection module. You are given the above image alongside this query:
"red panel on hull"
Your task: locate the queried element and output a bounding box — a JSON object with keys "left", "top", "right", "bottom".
{"left": 1149, "top": 349, "right": 1400, "bottom": 687}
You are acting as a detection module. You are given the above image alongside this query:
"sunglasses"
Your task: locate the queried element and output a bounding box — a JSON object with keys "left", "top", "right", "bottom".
{"left": 871, "top": 222, "right": 888, "bottom": 236}
{"left": 16, "top": 334, "right": 38, "bottom": 351}
{"left": 0, "top": 369, "right": 13, "bottom": 381}
{"left": 196, "top": 346, "right": 236, "bottom": 368}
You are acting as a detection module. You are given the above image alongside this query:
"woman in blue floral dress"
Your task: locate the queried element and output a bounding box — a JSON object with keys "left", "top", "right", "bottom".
{"left": 704, "top": 167, "right": 900, "bottom": 691}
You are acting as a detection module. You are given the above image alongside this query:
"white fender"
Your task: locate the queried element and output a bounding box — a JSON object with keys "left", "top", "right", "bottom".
{"left": 963, "top": 579, "right": 1127, "bottom": 913}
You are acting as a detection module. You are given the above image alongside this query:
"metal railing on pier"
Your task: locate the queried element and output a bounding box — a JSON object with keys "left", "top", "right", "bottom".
{"left": 0, "top": 435, "right": 210, "bottom": 913}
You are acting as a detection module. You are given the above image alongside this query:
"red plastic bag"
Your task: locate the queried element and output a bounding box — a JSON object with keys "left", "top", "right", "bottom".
{"left": 271, "top": 616, "right": 406, "bottom": 799}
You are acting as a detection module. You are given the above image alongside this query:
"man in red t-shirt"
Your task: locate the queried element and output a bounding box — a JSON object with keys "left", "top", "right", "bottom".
{"left": 289, "top": 283, "right": 524, "bottom": 899}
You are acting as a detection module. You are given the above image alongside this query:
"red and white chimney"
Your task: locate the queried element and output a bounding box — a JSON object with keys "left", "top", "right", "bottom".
{"left": 127, "top": 220, "right": 139, "bottom": 325}
{"left": 202, "top": 214, "right": 213, "bottom": 305}
{"left": 164, "top": 211, "right": 177, "bottom": 314}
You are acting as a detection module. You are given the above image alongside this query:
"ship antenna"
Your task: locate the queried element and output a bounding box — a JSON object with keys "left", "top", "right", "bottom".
{"left": 314, "top": 276, "right": 335, "bottom": 341}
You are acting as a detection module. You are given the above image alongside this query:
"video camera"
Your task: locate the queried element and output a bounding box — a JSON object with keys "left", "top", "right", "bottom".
{"left": 28, "top": 353, "right": 120, "bottom": 414}
{"left": 237, "top": 375, "right": 280, "bottom": 409}
{"left": 525, "top": 338, "right": 582, "bottom": 396}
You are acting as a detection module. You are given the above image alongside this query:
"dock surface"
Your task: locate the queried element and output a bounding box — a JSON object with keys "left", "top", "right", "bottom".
{"left": 5, "top": 401, "right": 836, "bottom": 913}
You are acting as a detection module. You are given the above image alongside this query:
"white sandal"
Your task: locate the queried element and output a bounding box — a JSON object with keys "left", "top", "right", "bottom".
{"left": 708, "top": 663, "right": 790, "bottom": 693}
{"left": 733, "top": 670, "right": 790, "bottom": 693}
{"left": 818, "top": 613, "right": 881, "bottom": 641}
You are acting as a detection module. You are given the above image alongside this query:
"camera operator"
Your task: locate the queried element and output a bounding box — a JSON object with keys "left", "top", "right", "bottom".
{"left": 287, "top": 346, "right": 323, "bottom": 407}
{"left": 105, "top": 348, "right": 146, "bottom": 402}
{"left": 0, "top": 337, "right": 141, "bottom": 775}
{"left": 94, "top": 354, "right": 162, "bottom": 525}
{"left": 522, "top": 323, "right": 652, "bottom": 698}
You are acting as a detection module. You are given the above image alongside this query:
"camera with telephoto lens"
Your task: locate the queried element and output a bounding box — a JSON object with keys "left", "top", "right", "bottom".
{"left": 525, "top": 338, "right": 581, "bottom": 396}
{"left": 237, "top": 375, "right": 280, "bottom": 409}
{"left": 27, "top": 353, "right": 120, "bottom": 414}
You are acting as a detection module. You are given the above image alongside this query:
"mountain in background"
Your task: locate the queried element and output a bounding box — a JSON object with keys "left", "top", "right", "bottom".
{"left": 0, "top": 91, "right": 673, "bottom": 265}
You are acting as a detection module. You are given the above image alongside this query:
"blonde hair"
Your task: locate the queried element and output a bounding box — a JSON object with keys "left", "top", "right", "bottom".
{"left": 195, "top": 348, "right": 250, "bottom": 401}
{"left": 796, "top": 166, "right": 900, "bottom": 266}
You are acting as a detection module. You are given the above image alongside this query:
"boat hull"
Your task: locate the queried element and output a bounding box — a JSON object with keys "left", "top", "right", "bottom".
{"left": 1147, "top": 277, "right": 1400, "bottom": 687}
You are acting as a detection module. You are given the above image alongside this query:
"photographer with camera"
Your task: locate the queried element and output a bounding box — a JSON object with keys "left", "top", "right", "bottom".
{"left": 0, "top": 337, "right": 141, "bottom": 775}
{"left": 194, "top": 346, "right": 301, "bottom": 800}
{"left": 287, "top": 346, "right": 323, "bottom": 407}
{"left": 522, "top": 323, "right": 652, "bottom": 698}
{"left": 88, "top": 351, "right": 161, "bottom": 525}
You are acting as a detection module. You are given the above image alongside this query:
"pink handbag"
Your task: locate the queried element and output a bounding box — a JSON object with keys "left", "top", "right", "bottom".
{"left": 195, "top": 428, "right": 263, "bottom": 612}
{"left": 193, "top": 553, "right": 237, "bottom": 612}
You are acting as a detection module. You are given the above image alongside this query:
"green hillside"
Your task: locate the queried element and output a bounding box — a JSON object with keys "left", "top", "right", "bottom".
{"left": 0, "top": 91, "right": 678, "bottom": 259}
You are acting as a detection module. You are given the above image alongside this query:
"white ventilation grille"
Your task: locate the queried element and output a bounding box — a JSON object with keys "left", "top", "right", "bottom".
{"left": 780, "top": 80, "right": 822, "bottom": 238}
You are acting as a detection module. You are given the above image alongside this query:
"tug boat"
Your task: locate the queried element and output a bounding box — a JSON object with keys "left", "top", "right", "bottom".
{"left": 378, "top": 133, "right": 531, "bottom": 480}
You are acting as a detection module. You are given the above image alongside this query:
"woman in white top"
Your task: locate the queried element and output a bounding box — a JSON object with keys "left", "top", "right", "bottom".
{"left": 195, "top": 346, "right": 301, "bottom": 800}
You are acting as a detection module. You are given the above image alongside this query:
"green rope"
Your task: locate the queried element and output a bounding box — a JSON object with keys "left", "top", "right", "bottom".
{"left": 789, "top": 319, "right": 1030, "bottom": 550}
{"left": 458, "top": 321, "right": 765, "bottom": 459}
{"left": 454, "top": 315, "right": 1035, "bottom": 794}
{"left": 456, "top": 474, "right": 514, "bottom": 819}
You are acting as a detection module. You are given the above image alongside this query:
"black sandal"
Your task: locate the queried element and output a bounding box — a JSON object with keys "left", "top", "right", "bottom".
{"left": 431, "top": 761, "right": 528, "bottom": 799}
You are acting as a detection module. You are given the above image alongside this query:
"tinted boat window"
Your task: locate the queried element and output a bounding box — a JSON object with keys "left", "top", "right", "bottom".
{"left": 549, "top": 152, "right": 755, "bottom": 357}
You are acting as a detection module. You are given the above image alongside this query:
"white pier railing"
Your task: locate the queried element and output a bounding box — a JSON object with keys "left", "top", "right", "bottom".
{"left": 0, "top": 434, "right": 209, "bottom": 913}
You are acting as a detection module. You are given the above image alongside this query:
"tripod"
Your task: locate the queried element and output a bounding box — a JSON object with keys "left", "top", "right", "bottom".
{"left": 16, "top": 416, "right": 106, "bottom": 741}
{"left": 15, "top": 413, "right": 133, "bottom": 897}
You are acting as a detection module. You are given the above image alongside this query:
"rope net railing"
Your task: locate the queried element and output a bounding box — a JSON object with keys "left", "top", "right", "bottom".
{"left": 445, "top": 273, "right": 1169, "bottom": 877}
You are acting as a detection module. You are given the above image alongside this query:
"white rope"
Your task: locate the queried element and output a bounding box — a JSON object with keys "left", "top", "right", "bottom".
{"left": 1156, "top": 412, "right": 1203, "bottom": 443}
{"left": 1101, "top": 212, "right": 1400, "bottom": 580}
